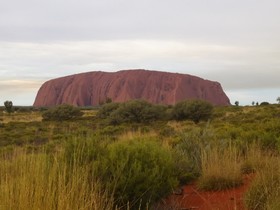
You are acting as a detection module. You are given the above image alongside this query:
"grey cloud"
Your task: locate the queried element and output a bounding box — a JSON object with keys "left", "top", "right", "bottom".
{"left": 0, "top": 79, "right": 43, "bottom": 105}
{"left": 1, "top": 0, "right": 280, "bottom": 44}
{"left": 204, "top": 69, "right": 280, "bottom": 90}
{"left": 1, "top": 40, "right": 279, "bottom": 90}
{"left": 0, "top": 80, "right": 43, "bottom": 90}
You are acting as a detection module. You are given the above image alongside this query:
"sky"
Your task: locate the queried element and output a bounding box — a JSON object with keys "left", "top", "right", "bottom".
{"left": 0, "top": 0, "right": 280, "bottom": 106}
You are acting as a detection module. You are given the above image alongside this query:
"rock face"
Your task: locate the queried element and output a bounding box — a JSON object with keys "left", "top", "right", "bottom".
{"left": 33, "top": 69, "right": 230, "bottom": 106}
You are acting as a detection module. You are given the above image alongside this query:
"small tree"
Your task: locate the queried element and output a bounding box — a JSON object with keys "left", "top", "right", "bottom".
{"left": 4, "top": 100, "right": 13, "bottom": 113}
{"left": 277, "top": 97, "right": 280, "bottom": 104}
{"left": 172, "top": 99, "right": 213, "bottom": 123}
{"left": 234, "top": 101, "right": 239, "bottom": 106}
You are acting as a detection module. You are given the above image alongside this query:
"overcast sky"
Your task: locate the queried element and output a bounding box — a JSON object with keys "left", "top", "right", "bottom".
{"left": 1, "top": 0, "right": 280, "bottom": 105}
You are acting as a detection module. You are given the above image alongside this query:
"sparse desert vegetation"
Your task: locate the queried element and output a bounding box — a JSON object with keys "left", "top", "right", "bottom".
{"left": 0, "top": 100, "right": 280, "bottom": 209}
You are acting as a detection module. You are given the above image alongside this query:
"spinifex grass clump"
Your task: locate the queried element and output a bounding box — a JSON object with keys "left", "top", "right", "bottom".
{"left": 240, "top": 143, "right": 264, "bottom": 174}
{"left": 197, "top": 145, "right": 243, "bottom": 191}
{"left": 0, "top": 148, "right": 114, "bottom": 210}
{"left": 244, "top": 156, "right": 280, "bottom": 210}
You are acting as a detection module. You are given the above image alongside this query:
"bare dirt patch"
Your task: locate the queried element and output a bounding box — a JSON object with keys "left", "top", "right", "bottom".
{"left": 161, "top": 174, "right": 254, "bottom": 210}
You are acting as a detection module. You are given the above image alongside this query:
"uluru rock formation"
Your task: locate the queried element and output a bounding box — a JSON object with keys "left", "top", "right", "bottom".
{"left": 33, "top": 69, "right": 230, "bottom": 106}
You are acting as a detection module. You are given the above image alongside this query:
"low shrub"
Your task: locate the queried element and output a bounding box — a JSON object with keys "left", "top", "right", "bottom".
{"left": 172, "top": 100, "right": 213, "bottom": 123}
{"left": 260, "top": 101, "right": 270, "bottom": 106}
{"left": 42, "top": 104, "right": 83, "bottom": 121}
{"left": 95, "top": 138, "right": 178, "bottom": 209}
{"left": 96, "top": 102, "right": 120, "bottom": 119}
{"left": 102, "top": 100, "right": 168, "bottom": 125}
{"left": 62, "top": 135, "right": 178, "bottom": 209}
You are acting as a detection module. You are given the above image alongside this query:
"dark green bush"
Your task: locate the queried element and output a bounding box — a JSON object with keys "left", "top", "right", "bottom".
{"left": 172, "top": 99, "right": 214, "bottom": 123}
{"left": 96, "top": 102, "right": 120, "bottom": 119}
{"left": 95, "top": 138, "right": 178, "bottom": 209}
{"left": 63, "top": 135, "right": 178, "bottom": 209}
{"left": 114, "top": 100, "right": 161, "bottom": 123}
{"left": 260, "top": 101, "right": 270, "bottom": 106}
{"left": 106, "top": 100, "right": 167, "bottom": 125}
{"left": 42, "top": 104, "right": 83, "bottom": 121}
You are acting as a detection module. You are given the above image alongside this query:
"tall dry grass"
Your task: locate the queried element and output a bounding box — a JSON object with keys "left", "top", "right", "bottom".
{"left": 244, "top": 154, "right": 280, "bottom": 210}
{"left": 0, "top": 148, "right": 114, "bottom": 210}
{"left": 198, "top": 143, "right": 243, "bottom": 190}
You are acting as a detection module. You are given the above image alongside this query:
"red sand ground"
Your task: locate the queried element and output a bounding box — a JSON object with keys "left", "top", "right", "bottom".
{"left": 162, "top": 174, "right": 254, "bottom": 210}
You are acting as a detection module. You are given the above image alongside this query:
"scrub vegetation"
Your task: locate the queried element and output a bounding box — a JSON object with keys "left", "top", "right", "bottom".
{"left": 0, "top": 100, "right": 280, "bottom": 209}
